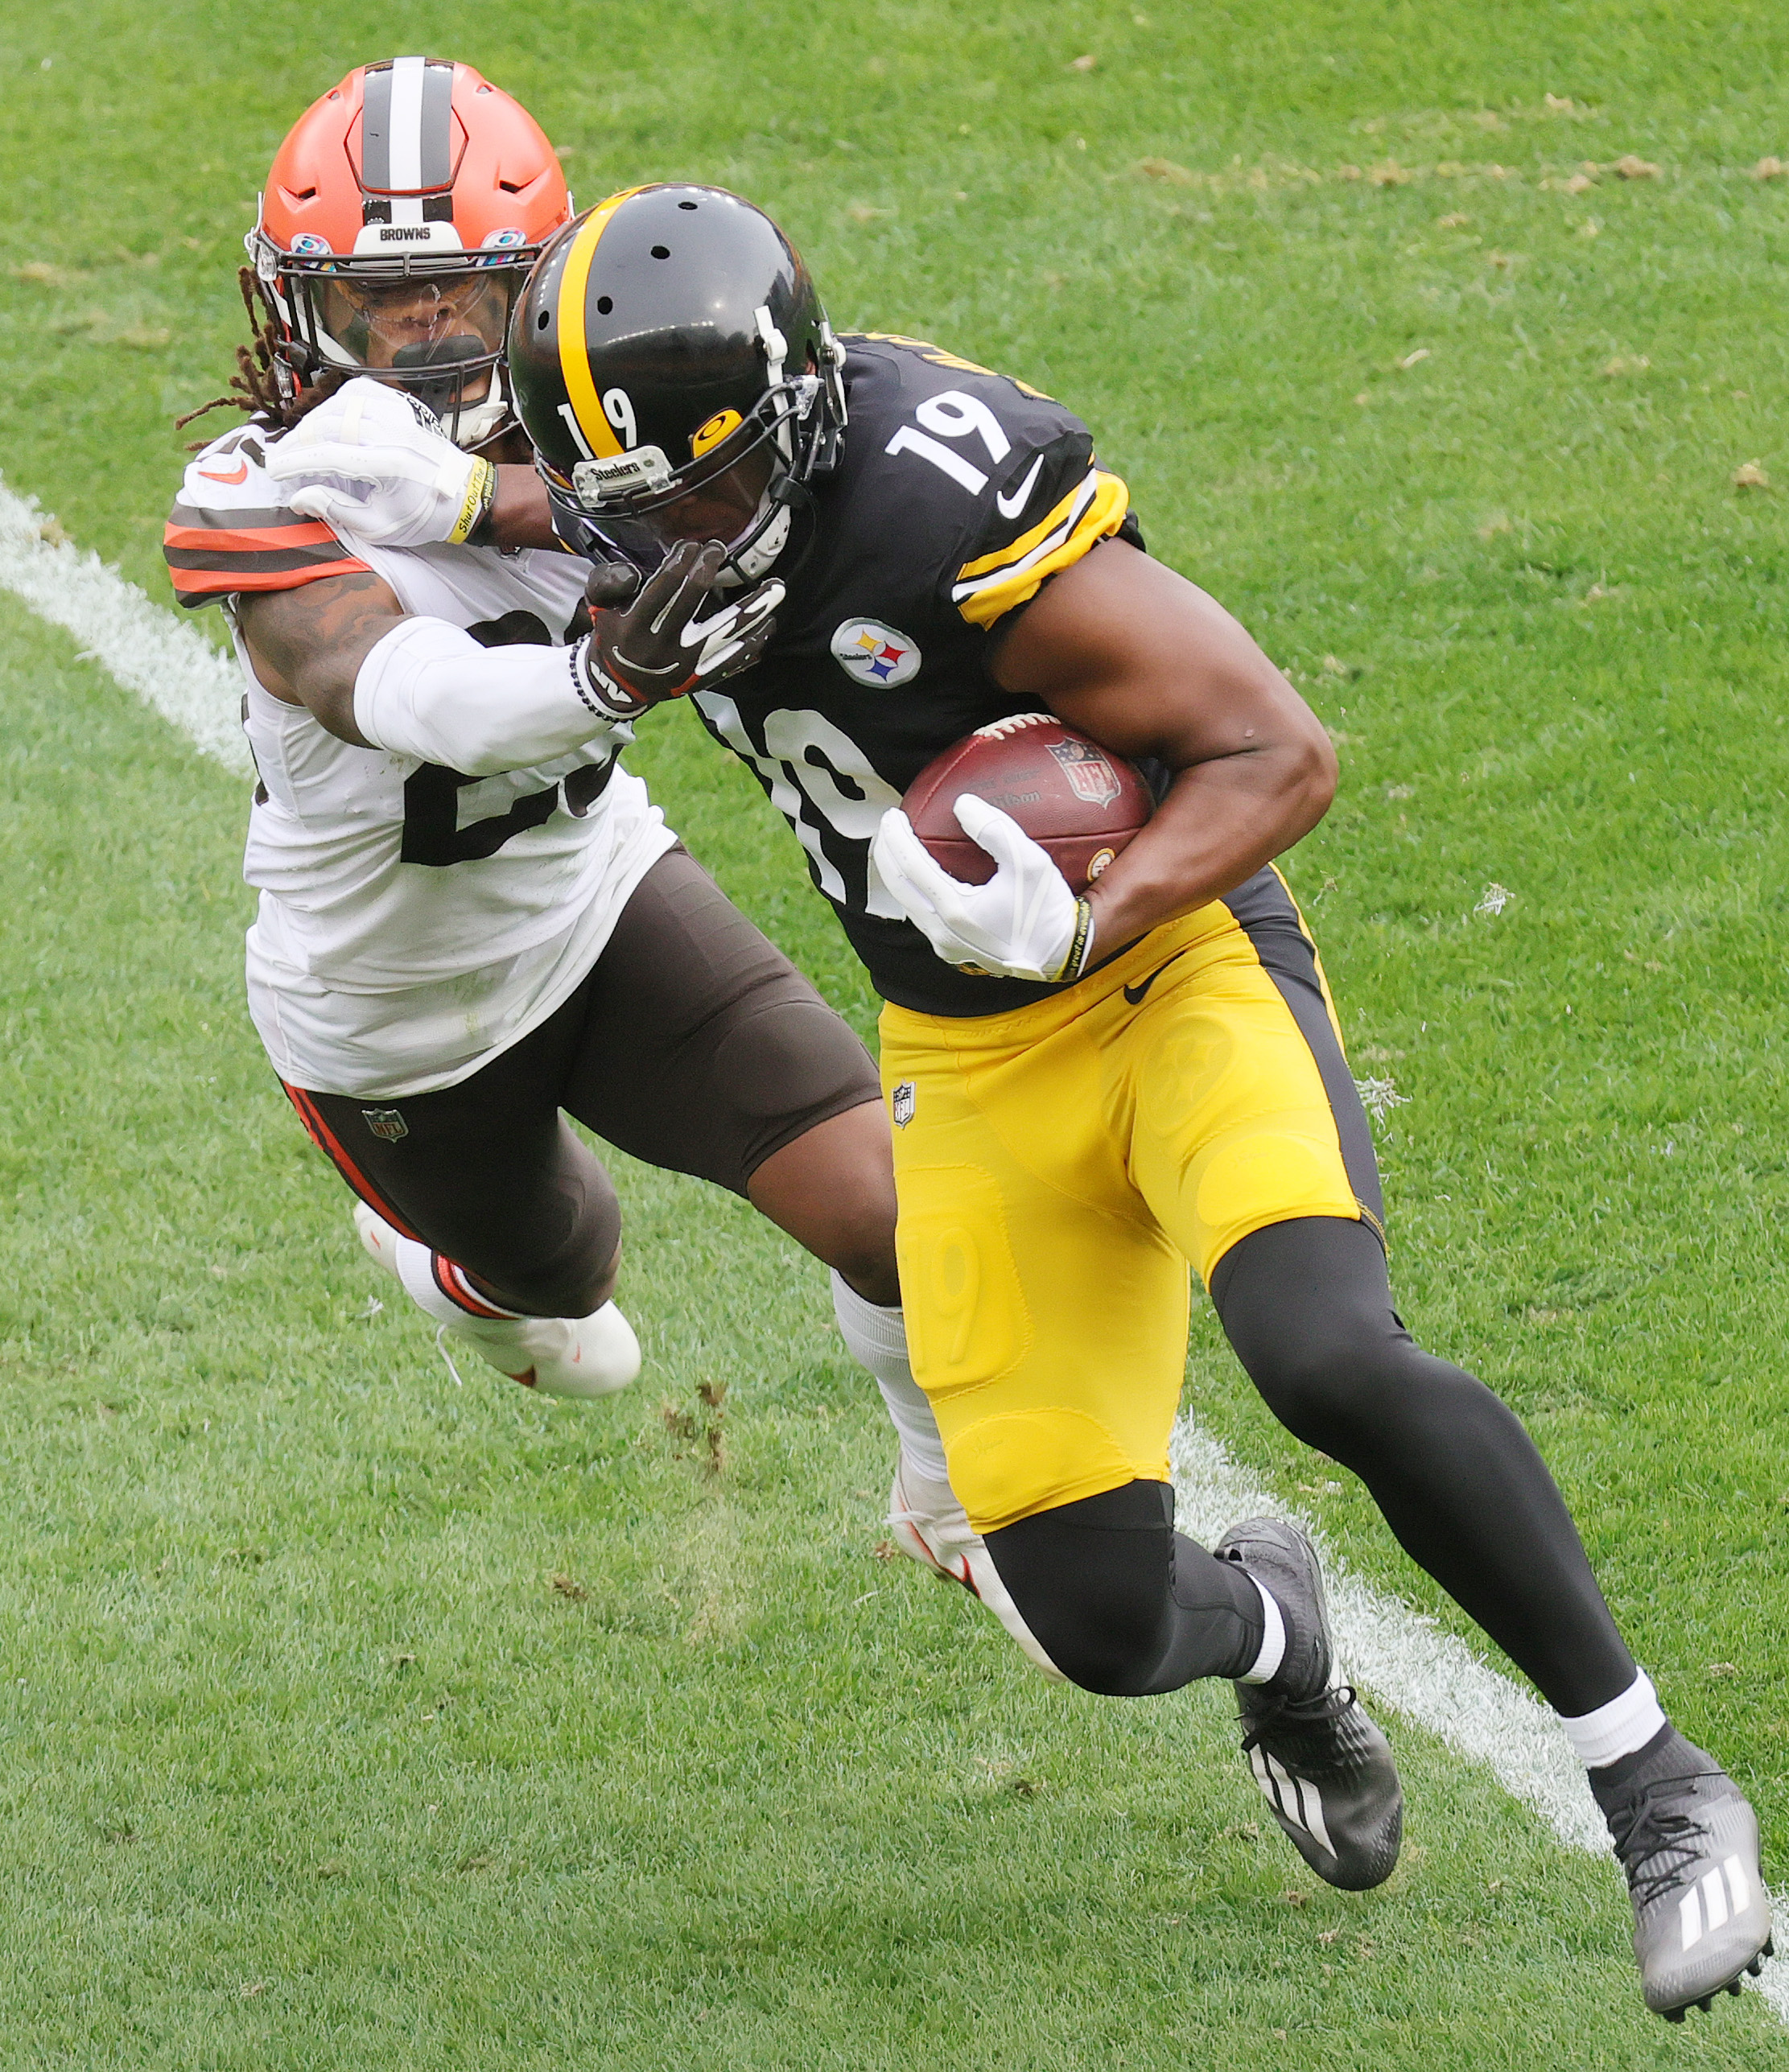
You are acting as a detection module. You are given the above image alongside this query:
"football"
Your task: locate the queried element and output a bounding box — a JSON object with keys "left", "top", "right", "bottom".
{"left": 900, "top": 711, "right": 1155, "bottom": 892}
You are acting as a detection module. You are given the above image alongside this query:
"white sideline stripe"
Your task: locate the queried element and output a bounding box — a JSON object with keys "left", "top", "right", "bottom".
{"left": 0, "top": 473, "right": 1782, "bottom": 2026}
{"left": 1171, "top": 1415, "right": 1789, "bottom": 2023}
{"left": 0, "top": 479, "right": 251, "bottom": 774}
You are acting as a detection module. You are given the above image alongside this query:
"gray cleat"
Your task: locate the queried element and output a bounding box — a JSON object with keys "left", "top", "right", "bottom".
{"left": 1590, "top": 1727, "right": 1773, "bottom": 2021}
{"left": 1215, "top": 1516, "right": 1404, "bottom": 1892}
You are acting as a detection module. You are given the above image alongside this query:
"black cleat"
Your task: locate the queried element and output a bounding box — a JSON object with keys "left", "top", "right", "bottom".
{"left": 1589, "top": 1725, "right": 1773, "bottom": 2021}
{"left": 1215, "top": 1517, "right": 1403, "bottom": 1892}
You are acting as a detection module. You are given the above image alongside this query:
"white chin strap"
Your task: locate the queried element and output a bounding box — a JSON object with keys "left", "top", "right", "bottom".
{"left": 307, "top": 325, "right": 509, "bottom": 451}
{"left": 448, "top": 370, "right": 510, "bottom": 451}
{"left": 723, "top": 494, "right": 793, "bottom": 584}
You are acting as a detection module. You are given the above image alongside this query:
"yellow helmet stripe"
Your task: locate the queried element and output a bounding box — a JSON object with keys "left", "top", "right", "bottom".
{"left": 555, "top": 186, "right": 648, "bottom": 460}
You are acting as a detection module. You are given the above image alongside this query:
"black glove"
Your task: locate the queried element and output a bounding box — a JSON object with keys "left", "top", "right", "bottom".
{"left": 571, "top": 541, "right": 782, "bottom": 721}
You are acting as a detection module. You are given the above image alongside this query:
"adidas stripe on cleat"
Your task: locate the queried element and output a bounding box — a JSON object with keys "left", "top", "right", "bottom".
{"left": 1590, "top": 1725, "right": 1773, "bottom": 2021}
{"left": 1215, "top": 1516, "right": 1404, "bottom": 1892}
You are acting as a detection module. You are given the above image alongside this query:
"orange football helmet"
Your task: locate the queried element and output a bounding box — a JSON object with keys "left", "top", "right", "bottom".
{"left": 248, "top": 56, "right": 572, "bottom": 447}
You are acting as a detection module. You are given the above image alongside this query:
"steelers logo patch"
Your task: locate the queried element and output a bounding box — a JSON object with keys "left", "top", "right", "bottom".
{"left": 831, "top": 619, "right": 921, "bottom": 689}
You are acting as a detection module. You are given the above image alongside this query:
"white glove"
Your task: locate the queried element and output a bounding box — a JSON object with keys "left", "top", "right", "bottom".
{"left": 262, "top": 377, "right": 494, "bottom": 548}
{"left": 872, "top": 793, "right": 1096, "bottom": 983}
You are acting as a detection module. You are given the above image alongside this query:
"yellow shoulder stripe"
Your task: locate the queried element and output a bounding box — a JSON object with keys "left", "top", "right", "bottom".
{"left": 556, "top": 187, "right": 648, "bottom": 460}
{"left": 952, "top": 468, "right": 1129, "bottom": 629}
{"left": 854, "top": 332, "right": 1055, "bottom": 400}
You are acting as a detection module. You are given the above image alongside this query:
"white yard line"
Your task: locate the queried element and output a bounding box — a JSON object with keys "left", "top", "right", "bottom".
{"left": 0, "top": 478, "right": 250, "bottom": 774}
{"left": 2, "top": 472, "right": 1782, "bottom": 2025}
{"left": 1173, "top": 1415, "right": 1789, "bottom": 2021}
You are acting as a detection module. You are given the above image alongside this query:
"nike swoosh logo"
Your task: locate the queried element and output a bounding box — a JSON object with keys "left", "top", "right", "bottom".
{"left": 1123, "top": 949, "right": 1191, "bottom": 1007}
{"left": 197, "top": 459, "right": 249, "bottom": 485}
{"left": 995, "top": 455, "right": 1045, "bottom": 519}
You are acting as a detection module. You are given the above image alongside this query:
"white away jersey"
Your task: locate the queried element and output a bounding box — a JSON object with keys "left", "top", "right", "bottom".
{"left": 165, "top": 422, "right": 674, "bottom": 1097}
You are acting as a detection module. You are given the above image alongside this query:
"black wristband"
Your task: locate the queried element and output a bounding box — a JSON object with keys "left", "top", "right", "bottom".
{"left": 569, "top": 636, "right": 649, "bottom": 723}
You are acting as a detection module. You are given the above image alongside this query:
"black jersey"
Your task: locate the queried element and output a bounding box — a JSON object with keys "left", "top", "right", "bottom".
{"left": 687, "top": 333, "right": 1142, "bottom": 1017}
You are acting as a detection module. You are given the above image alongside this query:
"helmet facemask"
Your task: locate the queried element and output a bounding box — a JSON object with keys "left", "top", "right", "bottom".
{"left": 542, "top": 350, "right": 828, "bottom": 581}
{"left": 269, "top": 250, "right": 533, "bottom": 449}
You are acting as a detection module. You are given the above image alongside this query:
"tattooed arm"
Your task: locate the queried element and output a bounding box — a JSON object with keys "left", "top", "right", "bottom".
{"left": 237, "top": 570, "right": 410, "bottom": 748}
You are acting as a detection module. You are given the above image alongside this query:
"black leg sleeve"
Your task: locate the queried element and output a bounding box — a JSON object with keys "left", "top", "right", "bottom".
{"left": 986, "top": 1481, "right": 1265, "bottom": 1696}
{"left": 1211, "top": 1215, "right": 1636, "bottom": 1716}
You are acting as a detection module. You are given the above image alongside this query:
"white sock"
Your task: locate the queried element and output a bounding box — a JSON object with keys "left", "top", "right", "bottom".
{"left": 391, "top": 1233, "right": 527, "bottom": 1328}
{"left": 1561, "top": 1669, "right": 1667, "bottom": 1770}
{"left": 830, "top": 1270, "right": 950, "bottom": 1483}
{"left": 1239, "top": 1577, "right": 1287, "bottom": 1685}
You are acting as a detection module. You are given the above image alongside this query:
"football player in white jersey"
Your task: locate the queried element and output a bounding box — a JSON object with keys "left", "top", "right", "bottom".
{"left": 158, "top": 59, "right": 998, "bottom": 1607}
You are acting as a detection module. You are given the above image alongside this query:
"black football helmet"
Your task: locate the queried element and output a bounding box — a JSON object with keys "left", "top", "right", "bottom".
{"left": 507, "top": 183, "right": 847, "bottom": 577}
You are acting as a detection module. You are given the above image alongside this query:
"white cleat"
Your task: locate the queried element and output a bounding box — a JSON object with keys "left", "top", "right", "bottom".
{"left": 353, "top": 1201, "right": 641, "bottom": 1399}
{"left": 888, "top": 1455, "right": 1066, "bottom": 1681}
{"left": 353, "top": 1197, "right": 403, "bottom": 1275}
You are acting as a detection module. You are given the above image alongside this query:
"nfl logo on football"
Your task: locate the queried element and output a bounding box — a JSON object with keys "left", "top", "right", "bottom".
{"left": 1048, "top": 737, "right": 1122, "bottom": 809}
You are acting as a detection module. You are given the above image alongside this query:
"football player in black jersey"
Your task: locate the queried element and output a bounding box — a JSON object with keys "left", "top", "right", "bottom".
{"left": 269, "top": 183, "right": 1770, "bottom": 2016}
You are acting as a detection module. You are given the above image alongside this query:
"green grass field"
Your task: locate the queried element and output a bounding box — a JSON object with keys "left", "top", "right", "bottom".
{"left": 4, "top": 0, "right": 1789, "bottom": 2062}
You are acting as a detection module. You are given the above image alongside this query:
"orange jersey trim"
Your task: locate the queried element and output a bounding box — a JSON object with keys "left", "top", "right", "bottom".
{"left": 167, "top": 559, "right": 372, "bottom": 600}
{"left": 163, "top": 517, "right": 347, "bottom": 556}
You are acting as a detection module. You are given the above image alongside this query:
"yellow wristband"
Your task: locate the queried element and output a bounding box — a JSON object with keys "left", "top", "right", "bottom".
{"left": 447, "top": 458, "right": 497, "bottom": 545}
{"left": 1053, "top": 899, "right": 1096, "bottom": 983}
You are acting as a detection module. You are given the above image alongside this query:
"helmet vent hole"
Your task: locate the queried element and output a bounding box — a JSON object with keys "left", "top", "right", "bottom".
{"left": 678, "top": 200, "right": 698, "bottom": 211}
{"left": 596, "top": 295, "right": 612, "bottom": 315}
{"left": 536, "top": 311, "right": 550, "bottom": 330}
{"left": 651, "top": 245, "right": 670, "bottom": 259}
{"left": 498, "top": 179, "right": 526, "bottom": 194}
{"left": 291, "top": 187, "right": 316, "bottom": 201}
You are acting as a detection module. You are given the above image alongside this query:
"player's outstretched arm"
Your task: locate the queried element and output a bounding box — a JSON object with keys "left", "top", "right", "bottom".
{"left": 486, "top": 468, "right": 556, "bottom": 549}
{"left": 260, "top": 377, "right": 557, "bottom": 550}
{"left": 239, "top": 546, "right": 778, "bottom": 778}
{"left": 991, "top": 537, "right": 1337, "bottom": 949}
{"left": 239, "top": 570, "right": 410, "bottom": 746}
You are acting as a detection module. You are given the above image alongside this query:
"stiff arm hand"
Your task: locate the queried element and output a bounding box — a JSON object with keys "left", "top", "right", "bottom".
{"left": 262, "top": 377, "right": 495, "bottom": 548}
{"left": 575, "top": 543, "right": 781, "bottom": 719}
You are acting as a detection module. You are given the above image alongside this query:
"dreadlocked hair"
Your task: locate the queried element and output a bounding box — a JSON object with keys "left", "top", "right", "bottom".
{"left": 174, "top": 266, "right": 348, "bottom": 447}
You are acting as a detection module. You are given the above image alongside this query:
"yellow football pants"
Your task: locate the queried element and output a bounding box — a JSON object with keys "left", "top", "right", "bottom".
{"left": 880, "top": 871, "right": 1379, "bottom": 1534}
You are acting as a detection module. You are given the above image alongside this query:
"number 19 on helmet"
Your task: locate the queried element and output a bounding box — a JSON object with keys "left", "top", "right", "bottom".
{"left": 506, "top": 184, "right": 848, "bottom": 580}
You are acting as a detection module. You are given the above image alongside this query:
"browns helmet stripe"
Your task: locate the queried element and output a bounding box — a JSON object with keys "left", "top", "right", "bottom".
{"left": 358, "top": 61, "right": 396, "bottom": 193}
{"left": 416, "top": 60, "right": 456, "bottom": 190}
{"left": 554, "top": 187, "right": 649, "bottom": 461}
{"left": 359, "top": 56, "right": 457, "bottom": 208}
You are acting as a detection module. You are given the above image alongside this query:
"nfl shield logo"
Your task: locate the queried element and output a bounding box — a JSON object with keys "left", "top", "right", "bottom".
{"left": 1048, "top": 737, "right": 1121, "bottom": 809}
{"left": 890, "top": 1081, "right": 917, "bottom": 1129}
{"left": 361, "top": 1107, "right": 409, "bottom": 1143}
